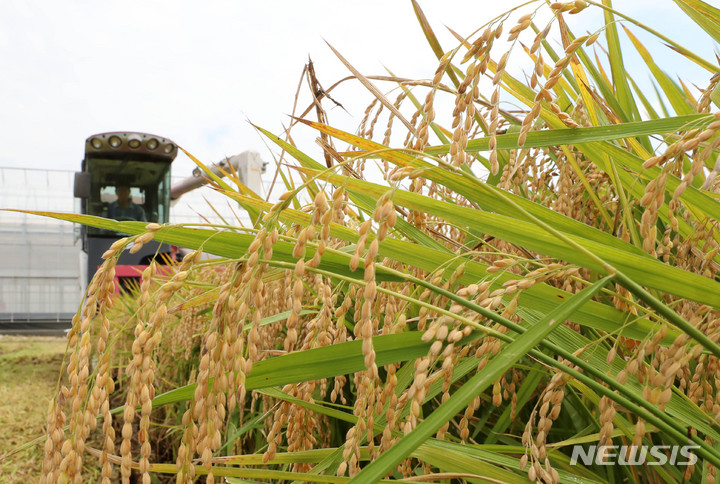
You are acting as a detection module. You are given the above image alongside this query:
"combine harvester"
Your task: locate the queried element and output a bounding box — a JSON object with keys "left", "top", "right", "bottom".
{"left": 0, "top": 132, "right": 266, "bottom": 335}
{"left": 0, "top": 131, "right": 264, "bottom": 335}
{"left": 73, "top": 131, "right": 265, "bottom": 293}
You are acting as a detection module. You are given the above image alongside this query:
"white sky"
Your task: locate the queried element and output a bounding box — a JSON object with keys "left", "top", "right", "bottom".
{"left": 0, "top": 0, "right": 716, "bottom": 181}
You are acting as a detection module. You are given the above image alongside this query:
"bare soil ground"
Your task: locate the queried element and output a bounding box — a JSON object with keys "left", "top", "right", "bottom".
{"left": 0, "top": 335, "right": 67, "bottom": 482}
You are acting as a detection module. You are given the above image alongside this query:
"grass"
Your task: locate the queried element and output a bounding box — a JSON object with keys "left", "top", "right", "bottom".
{"left": 0, "top": 336, "right": 66, "bottom": 483}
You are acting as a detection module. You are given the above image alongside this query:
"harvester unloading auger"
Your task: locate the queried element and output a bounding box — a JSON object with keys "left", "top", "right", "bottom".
{"left": 73, "top": 131, "right": 265, "bottom": 291}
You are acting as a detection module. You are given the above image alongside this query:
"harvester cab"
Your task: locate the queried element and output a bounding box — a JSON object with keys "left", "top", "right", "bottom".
{"left": 74, "top": 131, "right": 178, "bottom": 290}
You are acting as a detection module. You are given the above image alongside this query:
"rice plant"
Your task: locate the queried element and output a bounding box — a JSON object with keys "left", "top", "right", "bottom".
{"left": 28, "top": 0, "right": 720, "bottom": 482}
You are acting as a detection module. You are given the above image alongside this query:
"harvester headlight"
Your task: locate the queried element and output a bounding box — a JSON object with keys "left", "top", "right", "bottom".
{"left": 128, "top": 139, "right": 141, "bottom": 149}
{"left": 109, "top": 135, "right": 122, "bottom": 148}
{"left": 90, "top": 137, "right": 102, "bottom": 149}
{"left": 146, "top": 138, "right": 158, "bottom": 150}
{"left": 164, "top": 143, "right": 175, "bottom": 154}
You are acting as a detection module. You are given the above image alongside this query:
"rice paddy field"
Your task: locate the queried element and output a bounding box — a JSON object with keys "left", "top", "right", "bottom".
{"left": 0, "top": 336, "right": 71, "bottom": 483}
{"left": 10, "top": 0, "right": 720, "bottom": 483}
